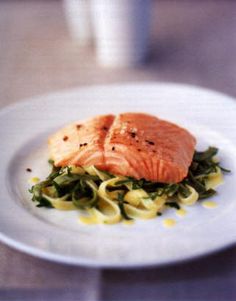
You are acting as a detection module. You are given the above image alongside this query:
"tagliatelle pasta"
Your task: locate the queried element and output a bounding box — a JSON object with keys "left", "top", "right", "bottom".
{"left": 29, "top": 146, "right": 228, "bottom": 225}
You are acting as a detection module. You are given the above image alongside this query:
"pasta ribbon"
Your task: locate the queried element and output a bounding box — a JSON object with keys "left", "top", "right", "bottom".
{"left": 42, "top": 194, "right": 76, "bottom": 210}
{"left": 178, "top": 185, "right": 199, "bottom": 206}
{"left": 124, "top": 189, "right": 148, "bottom": 206}
{"left": 124, "top": 204, "right": 157, "bottom": 220}
{"left": 89, "top": 178, "right": 123, "bottom": 224}
{"left": 205, "top": 167, "right": 223, "bottom": 190}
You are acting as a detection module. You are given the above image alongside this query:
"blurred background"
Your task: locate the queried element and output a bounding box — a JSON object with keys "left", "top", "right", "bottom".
{"left": 0, "top": 0, "right": 236, "bottom": 300}
{"left": 1, "top": 0, "right": 236, "bottom": 109}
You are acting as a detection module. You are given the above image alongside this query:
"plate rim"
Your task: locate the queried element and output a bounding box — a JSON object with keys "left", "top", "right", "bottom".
{"left": 1, "top": 81, "right": 236, "bottom": 118}
{"left": 0, "top": 231, "right": 235, "bottom": 269}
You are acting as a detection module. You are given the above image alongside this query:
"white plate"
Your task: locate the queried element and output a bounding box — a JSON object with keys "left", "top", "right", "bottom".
{"left": 0, "top": 83, "right": 236, "bottom": 268}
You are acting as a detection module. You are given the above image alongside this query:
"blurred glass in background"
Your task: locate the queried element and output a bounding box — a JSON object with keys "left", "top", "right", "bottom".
{"left": 64, "top": 0, "right": 93, "bottom": 45}
{"left": 64, "top": 0, "right": 152, "bottom": 67}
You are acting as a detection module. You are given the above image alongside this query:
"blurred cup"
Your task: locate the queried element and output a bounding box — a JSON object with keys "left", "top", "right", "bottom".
{"left": 64, "top": 0, "right": 93, "bottom": 45}
{"left": 91, "top": 0, "right": 152, "bottom": 67}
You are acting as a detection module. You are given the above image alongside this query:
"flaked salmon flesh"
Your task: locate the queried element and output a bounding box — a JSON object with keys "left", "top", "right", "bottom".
{"left": 48, "top": 113, "right": 196, "bottom": 183}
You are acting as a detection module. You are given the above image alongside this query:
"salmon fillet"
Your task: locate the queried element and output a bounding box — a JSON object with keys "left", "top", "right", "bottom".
{"left": 48, "top": 113, "right": 196, "bottom": 183}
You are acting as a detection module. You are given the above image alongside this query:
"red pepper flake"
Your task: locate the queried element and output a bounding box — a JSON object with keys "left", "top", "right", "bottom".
{"left": 138, "top": 149, "right": 141, "bottom": 152}
{"left": 112, "top": 146, "right": 115, "bottom": 151}
{"left": 76, "top": 124, "right": 82, "bottom": 130}
{"left": 63, "top": 136, "right": 69, "bottom": 141}
{"left": 103, "top": 126, "right": 108, "bottom": 131}
{"left": 26, "top": 168, "right": 32, "bottom": 172}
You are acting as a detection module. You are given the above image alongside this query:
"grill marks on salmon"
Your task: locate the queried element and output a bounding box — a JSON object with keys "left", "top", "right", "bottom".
{"left": 48, "top": 113, "right": 196, "bottom": 183}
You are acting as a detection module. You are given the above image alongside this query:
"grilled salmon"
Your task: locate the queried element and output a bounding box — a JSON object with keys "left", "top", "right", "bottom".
{"left": 48, "top": 113, "right": 196, "bottom": 183}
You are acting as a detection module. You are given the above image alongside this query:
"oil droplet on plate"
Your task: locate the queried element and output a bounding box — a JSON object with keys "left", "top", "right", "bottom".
{"left": 28, "top": 177, "right": 40, "bottom": 184}
{"left": 202, "top": 201, "right": 218, "bottom": 209}
{"left": 79, "top": 216, "right": 97, "bottom": 225}
{"left": 163, "top": 219, "right": 176, "bottom": 228}
{"left": 176, "top": 208, "right": 187, "bottom": 217}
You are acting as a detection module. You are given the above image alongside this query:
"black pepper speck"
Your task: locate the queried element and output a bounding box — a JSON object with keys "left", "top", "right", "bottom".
{"left": 145, "top": 140, "right": 155, "bottom": 145}
{"left": 130, "top": 132, "right": 136, "bottom": 138}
